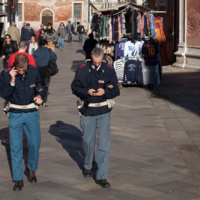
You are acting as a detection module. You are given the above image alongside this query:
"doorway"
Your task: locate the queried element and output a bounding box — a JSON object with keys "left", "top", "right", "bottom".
{"left": 42, "top": 9, "right": 53, "bottom": 26}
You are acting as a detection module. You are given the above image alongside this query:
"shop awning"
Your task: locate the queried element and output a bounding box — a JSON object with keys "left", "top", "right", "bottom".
{"left": 97, "top": 2, "right": 152, "bottom": 13}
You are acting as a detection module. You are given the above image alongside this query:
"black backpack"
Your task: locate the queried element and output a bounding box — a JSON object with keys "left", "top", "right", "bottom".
{"left": 48, "top": 49, "right": 59, "bottom": 76}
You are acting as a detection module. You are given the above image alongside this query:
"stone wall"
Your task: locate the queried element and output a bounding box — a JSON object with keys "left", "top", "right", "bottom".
{"left": 187, "top": 0, "right": 200, "bottom": 47}
{"left": 18, "top": 0, "right": 88, "bottom": 31}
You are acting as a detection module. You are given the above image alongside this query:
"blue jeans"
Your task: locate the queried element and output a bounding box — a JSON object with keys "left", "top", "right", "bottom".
{"left": 9, "top": 111, "right": 41, "bottom": 181}
{"left": 59, "top": 37, "right": 64, "bottom": 48}
{"left": 25, "top": 41, "right": 30, "bottom": 44}
{"left": 80, "top": 112, "right": 110, "bottom": 180}
{"left": 68, "top": 32, "right": 72, "bottom": 42}
{"left": 79, "top": 34, "right": 83, "bottom": 42}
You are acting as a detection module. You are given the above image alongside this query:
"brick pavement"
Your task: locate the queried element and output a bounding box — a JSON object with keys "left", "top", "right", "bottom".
{"left": 0, "top": 36, "right": 200, "bottom": 199}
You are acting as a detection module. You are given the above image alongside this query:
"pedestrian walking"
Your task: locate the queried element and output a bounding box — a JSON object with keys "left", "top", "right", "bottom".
{"left": 20, "top": 23, "right": 35, "bottom": 44}
{"left": 8, "top": 40, "right": 36, "bottom": 67}
{"left": 1, "top": 34, "right": 18, "bottom": 69}
{"left": 77, "top": 22, "right": 85, "bottom": 43}
{"left": 37, "top": 24, "right": 45, "bottom": 38}
{"left": 38, "top": 29, "right": 45, "bottom": 43}
{"left": 71, "top": 47, "right": 120, "bottom": 188}
{"left": 21, "top": 22, "right": 26, "bottom": 33}
{"left": 0, "top": 54, "right": 47, "bottom": 191}
{"left": 33, "top": 39, "right": 57, "bottom": 107}
{"left": 66, "top": 21, "right": 74, "bottom": 43}
{"left": 43, "top": 29, "right": 58, "bottom": 52}
{"left": 46, "top": 23, "right": 55, "bottom": 34}
{"left": 7, "top": 22, "right": 20, "bottom": 43}
{"left": 83, "top": 33, "right": 97, "bottom": 60}
{"left": 57, "top": 22, "right": 67, "bottom": 49}
{"left": 28, "top": 35, "right": 38, "bottom": 55}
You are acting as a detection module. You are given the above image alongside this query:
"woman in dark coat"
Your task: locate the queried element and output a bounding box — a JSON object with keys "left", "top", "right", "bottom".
{"left": 1, "top": 34, "right": 18, "bottom": 69}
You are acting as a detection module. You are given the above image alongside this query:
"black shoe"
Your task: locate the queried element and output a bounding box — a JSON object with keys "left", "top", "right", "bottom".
{"left": 96, "top": 179, "right": 111, "bottom": 188}
{"left": 83, "top": 168, "right": 92, "bottom": 178}
{"left": 25, "top": 167, "right": 37, "bottom": 183}
{"left": 13, "top": 180, "right": 24, "bottom": 191}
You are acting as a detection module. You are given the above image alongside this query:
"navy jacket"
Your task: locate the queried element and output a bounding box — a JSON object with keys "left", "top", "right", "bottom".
{"left": 33, "top": 47, "right": 57, "bottom": 67}
{"left": 0, "top": 65, "right": 47, "bottom": 113}
{"left": 71, "top": 61, "right": 120, "bottom": 116}
{"left": 20, "top": 28, "right": 35, "bottom": 41}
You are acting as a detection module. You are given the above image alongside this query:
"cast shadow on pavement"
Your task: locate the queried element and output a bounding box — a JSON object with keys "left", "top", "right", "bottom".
{"left": 48, "top": 121, "right": 98, "bottom": 180}
{"left": 71, "top": 60, "right": 85, "bottom": 72}
{"left": 0, "top": 127, "right": 29, "bottom": 181}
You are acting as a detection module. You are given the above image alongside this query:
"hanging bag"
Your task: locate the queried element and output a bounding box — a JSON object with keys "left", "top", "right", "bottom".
{"left": 48, "top": 49, "right": 59, "bottom": 76}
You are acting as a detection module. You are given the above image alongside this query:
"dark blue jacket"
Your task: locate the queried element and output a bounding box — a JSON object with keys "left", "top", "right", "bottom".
{"left": 20, "top": 28, "right": 35, "bottom": 41}
{"left": 33, "top": 47, "right": 57, "bottom": 67}
{"left": 0, "top": 65, "right": 47, "bottom": 113}
{"left": 71, "top": 61, "right": 120, "bottom": 116}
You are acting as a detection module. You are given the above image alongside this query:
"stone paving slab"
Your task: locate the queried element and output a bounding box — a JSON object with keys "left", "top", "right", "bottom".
{"left": 0, "top": 36, "right": 200, "bottom": 199}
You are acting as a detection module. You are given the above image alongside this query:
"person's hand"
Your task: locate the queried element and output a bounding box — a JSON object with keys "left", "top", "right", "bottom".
{"left": 34, "top": 96, "right": 43, "bottom": 104}
{"left": 9, "top": 67, "right": 17, "bottom": 85}
{"left": 2, "top": 55, "right": 5, "bottom": 59}
{"left": 93, "top": 88, "right": 105, "bottom": 97}
{"left": 88, "top": 89, "right": 95, "bottom": 96}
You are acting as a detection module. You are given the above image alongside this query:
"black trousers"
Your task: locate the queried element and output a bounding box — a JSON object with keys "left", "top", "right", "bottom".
{"left": 43, "top": 75, "right": 51, "bottom": 103}
{"left": 3, "top": 59, "right": 8, "bottom": 69}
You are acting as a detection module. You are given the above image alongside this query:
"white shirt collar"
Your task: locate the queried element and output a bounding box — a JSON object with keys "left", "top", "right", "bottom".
{"left": 92, "top": 64, "right": 101, "bottom": 71}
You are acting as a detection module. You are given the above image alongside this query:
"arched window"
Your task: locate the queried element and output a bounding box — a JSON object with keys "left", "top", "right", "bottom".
{"left": 42, "top": 9, "right": 53, "bottom": 26}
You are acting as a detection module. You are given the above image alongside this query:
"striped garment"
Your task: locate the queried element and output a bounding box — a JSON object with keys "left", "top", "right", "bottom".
{"left": 114, "top": 59, "right": 124, "bottom": 83}
{"left": 142, "top": 42, "right": 159, "bottom": 66}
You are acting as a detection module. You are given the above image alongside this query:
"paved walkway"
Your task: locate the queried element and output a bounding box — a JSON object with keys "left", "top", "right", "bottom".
{"left": 1, "top": 36, "right": 200, "bottom": 200}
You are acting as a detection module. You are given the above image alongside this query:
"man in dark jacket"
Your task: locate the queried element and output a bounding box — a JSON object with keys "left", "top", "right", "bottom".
{"left": 77, "top": 22, "right": 85, "bottom": 43}
{"left": 0, "top": 54, "right": 47, "bottom": 191}
{"left": 83, "top": 33, "right": 97, "bottom": 60}
{"left": 20, "top": 23, "right": 35, "bottom": 44}
{"left": 66, "top": 21, "right": 74, "bottom": 43}
{"left": 71, "top": 47, "right": 120, "bottom": 188}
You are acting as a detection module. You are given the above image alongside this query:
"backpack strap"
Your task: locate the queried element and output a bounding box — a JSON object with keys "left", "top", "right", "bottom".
{"left": 48, "top": 48, "right": 52, "bottom": 59}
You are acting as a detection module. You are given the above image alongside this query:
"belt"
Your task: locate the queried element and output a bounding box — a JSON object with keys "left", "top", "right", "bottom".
{"left": 9, "top": 103, "right": 39, "bottom": 110}
{"left": 88, "top": 101, "right": 108, "bottom": 107}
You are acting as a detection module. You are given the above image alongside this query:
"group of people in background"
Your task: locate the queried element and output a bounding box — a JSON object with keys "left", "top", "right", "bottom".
{"left": 0, "top": 20, "right": 87, "bottom": 106}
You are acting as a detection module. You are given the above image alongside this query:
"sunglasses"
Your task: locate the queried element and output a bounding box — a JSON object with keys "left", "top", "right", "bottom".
{"left": 5, "top": 37, "right": 10, "bottom": 39}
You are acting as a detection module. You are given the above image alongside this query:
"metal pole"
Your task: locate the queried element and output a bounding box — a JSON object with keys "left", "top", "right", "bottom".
{"left": 88, "top": 0, "right": 90, "bottom": 34}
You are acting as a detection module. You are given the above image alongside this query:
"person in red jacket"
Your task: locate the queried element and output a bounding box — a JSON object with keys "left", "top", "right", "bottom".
{"left": 8, "top": 40, "right": 36, "bottom": 67}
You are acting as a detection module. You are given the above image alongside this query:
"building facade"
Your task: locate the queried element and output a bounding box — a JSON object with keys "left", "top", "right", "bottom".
{"left": 17, "top": 0, "right": 88, "bottom": 31}
{"left": 173, "top": 0, "right": 200, "bottom": 69}
{"left": 0, "top": 0, "right": 19, "bottom": 31}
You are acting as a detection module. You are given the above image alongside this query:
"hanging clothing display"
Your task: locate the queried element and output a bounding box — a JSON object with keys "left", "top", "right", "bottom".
{"left": 90, "top": 3, "right": 167, "bottom": 88}
{"left": 115, "top": 40, "right": 125, "bottom": 60}
{"left": 154, "top": 17, "right": 168, "bottom": 65}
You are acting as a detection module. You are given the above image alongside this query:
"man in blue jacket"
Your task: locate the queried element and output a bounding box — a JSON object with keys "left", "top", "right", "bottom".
{"left": 66, "top": 21, "right": 74, "bottom": 43}
{"left": 0, "top": 54, "right": 47, "bottom": 191}
{"left": 71, "top": 48, "right": 120, "bottom": 188}
{"left": 20, "top": 23, "right": 35, "bottom": 44}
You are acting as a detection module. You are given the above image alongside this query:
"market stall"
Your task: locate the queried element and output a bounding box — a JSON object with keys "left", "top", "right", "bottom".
{"left": 90, "top": 3, "right": 167, "bottom": 89}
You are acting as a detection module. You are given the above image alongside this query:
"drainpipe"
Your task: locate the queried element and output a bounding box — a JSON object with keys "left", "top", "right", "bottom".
{"left": 183, "top": 0, "right": 187, "bottom": 68}
{"left": 88, "top": 0, "right": 90, "bottom": 34}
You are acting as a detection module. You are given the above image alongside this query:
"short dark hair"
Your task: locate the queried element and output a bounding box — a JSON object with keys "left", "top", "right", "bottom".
{"left": 47, "top": 23, "right": 52, "bottom": 26}
{"left": 19, "top": 40, "right": 27, "bottom": 49}
{"left": 40, "top": 29, "right": 45, "bottom": 34}
{"left": 89, "top": 33, "right": 94, "bottom": 39}
{"left": 48, "top": 29, "right": 52, "bottom": 34}
{"left": 39, "top": 39, "right": 48, "bottom": 47}
{"left": 15, "top": 54, "right": 29, "bottom": 68}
